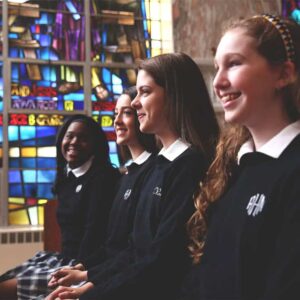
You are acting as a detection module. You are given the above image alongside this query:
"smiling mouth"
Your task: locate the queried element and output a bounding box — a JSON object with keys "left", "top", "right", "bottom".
{"left": 221, "top": 92, "right": 241, "bottom": 102}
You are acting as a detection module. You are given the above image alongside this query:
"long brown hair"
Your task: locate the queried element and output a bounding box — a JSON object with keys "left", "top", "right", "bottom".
{"left": 187, "top": 15, "right": 300, "bottom": 264}
{"left": 138, "top": 52, "right": 220, "bottom": 163}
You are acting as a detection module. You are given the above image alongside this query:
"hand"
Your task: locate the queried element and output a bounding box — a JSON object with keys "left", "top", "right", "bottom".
{"left": 46, "top": 282, "right": 94, "bottom": 300}
{"left": 48, "top": 268, "right": 88, "bottom": 288}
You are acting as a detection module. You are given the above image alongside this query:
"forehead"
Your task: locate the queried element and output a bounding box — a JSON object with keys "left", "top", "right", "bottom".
{"left": 116, "top": 94, "right": 132, "bottom": 108}
{"left": 215, "top": 28, "right": 257, "bottom": 59}
{"left": 66, "top": 121, "right": 89, "bottom": 133}
{"left": 136, "top": 69, "right": 155, "bottom": 87}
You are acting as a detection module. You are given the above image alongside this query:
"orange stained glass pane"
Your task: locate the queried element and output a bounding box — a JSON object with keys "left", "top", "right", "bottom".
{"left": 0, "top": 148, "right": 2, "bottom": 158}
{"left": 9, "top": 209, "right": 29, "bottom": 225}
{"left": 21, "top": 147, "right": 37, "bottom": 157}
{"left": 8, "top": 204, "right": 24, "bottom": 210}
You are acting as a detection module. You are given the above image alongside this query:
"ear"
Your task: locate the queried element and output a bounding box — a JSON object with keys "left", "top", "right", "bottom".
{"left": 276, "top": 61, "right": 296, "bottom": 89}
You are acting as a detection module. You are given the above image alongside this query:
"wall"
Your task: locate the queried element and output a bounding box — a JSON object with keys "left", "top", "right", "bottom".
{"left": 172, "top": 0, "right": 281, "bottom": 116}
{"left": 173, "top": 0, "right": 281, "bottom": 59}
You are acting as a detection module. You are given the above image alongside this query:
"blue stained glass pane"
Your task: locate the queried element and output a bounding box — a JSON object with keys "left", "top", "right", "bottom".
{"left": 8, "top": 126, "right": 19, "bottom": 141}
{"left": 39, "top": 35, "right": 51, "bottom": 47}
{"left": 11, "top": 64, "right": 19, "bottom": 81}
{"left": 20, "top": 126, "right": 36, "bottom": 140}
{"left": 8, "top": 33, "right": 18, "bottom": 39}
{"left": 36, "top": 126, "right": 57, "bottom": 138}
{"left": 21, "top": 158, "right": 36, "bottom": 168}
{"left": 23, "top": 170, "right": 36, "bottom": 183}
{"left": 37, "top": 158, "right": 56, "bottom": 168}
{"left": 36, "top": 136, "right": 56, "bottom": 146}
{"left": 37, "top": 170, "right": 56, "bottom": 183}
{"left": 74, "top": 102, "right": 84, "bottom": 110}
{"left": 37, "top": 183, "right": 54, "bottom": 198}
{"left": 102, "top": 68, "right": 111, "bottom": 85}
{"left": 36, "top": 13, "right": 50, "bottom": 25}
{"left": 9, "top": 184, "right": 23, "bottom": 196}
{"left": 109, "top": 153, "right": 120, "bottom": 168}
{"left": 109, "top": 141, "right": 117, "bottom": 153}
{"left": 37, "top": 80, "right": 51, "bottom": 87}
{"left": 9, "top": 170, "right": 22, "bottom": 183}
{"left": 20, "top": 64, "right": 27, "bottom": 78}
{"left": 0, "top": 102, "right": 3, "bottom": 111}
{"left": 9, "top": 158, "right": 20, "bottom": 168}
{"left": 0, "top": 127, "right": 2, "bottom": 143}
{"left": 24, "top": 184, "right": 38, "bottom": 197}
{"left": 9, "top": 48, "right": 19, "bottom": 58}
{"left": 64, "top": 93, "right": 84, "bottom": 101}
{"left": 22, "top": 139, "right": 36, "bottom": 146}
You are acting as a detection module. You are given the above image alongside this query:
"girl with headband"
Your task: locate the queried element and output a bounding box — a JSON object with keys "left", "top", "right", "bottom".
{"left": 181, "top": 14, "right": 300, "bottom": 300}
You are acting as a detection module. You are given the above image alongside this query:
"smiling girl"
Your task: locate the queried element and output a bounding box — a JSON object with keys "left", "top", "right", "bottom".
{"left": 183, "top": 14, "right": 300, "bottom": 300}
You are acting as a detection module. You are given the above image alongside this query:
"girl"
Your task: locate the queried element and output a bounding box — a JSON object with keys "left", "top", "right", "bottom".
{"left": 183, "top": 14, "right": 300, "bottom": 300}
{"left": 46, "top": 52, "right": 219, "bottom": 300}
{"left": 45, "top": 87, "right": 157, "bottom": 296}
{"left": 0, "top": 114, "right": 119, "bottom": 300}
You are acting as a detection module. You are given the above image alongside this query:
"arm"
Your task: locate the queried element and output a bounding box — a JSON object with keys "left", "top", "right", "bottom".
{"left": 82, "top": 154, "right": 206, "bottom": 299}
{"left": 261, "top": 170, "right": 300, "bottom": 300}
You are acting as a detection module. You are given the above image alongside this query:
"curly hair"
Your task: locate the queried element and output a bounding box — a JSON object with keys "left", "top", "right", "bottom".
{"left": 187, "top": 15, "right": 300, "bottom": 264}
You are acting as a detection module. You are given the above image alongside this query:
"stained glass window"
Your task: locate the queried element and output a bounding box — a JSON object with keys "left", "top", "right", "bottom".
{"left": 282, "top": 0, "right": 300, "bottom": 24}
{"left": 0, "top": 0, "right": 173, "bottom": 226}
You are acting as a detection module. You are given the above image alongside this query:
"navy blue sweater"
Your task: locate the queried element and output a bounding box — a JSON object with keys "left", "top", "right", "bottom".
{"left": 180, "top": 135, "right": 300, "bottom": 300}
{"left": 56, "top": 164, "right": 119, "bottom": 261}
{"left": 82, "top": 147, "right": 207, "bottom": 300}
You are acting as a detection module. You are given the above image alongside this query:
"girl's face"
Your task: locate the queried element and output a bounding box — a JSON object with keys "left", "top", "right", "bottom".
{"left": 61, "top": 121, "right": 94, "bottom": 169}
{"left": 114, "top": 94, "right": 139, "bottom": 146}
{"left": 213, "top": 28, "right": 283, "bottom": 129}
{"left": 132, "top": 70, "right": 170, "bottom": 136}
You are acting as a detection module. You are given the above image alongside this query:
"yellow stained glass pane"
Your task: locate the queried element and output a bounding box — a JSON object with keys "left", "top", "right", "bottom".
{"left": 9, "top": 209, "right": 29, "bottom": 225}
{"left": 38, "top": 199, "right": 48, "bottom": 205}
{"left": 38, "top": 206, "right": 44, "bottom": 226}
{"left": 37, "top": 146, "right": 56, "bottom": 157}
{"left": 9, "top": 147, "right": 20, "bottom": 157}
{"left": 9, "top": 197, "right": 25, "bottom": 204}
{"left": 161, "top": 2, "right": 171, "bottom": 20}
{"left": 21, "top": 147, "right": 37, "bottom": 157}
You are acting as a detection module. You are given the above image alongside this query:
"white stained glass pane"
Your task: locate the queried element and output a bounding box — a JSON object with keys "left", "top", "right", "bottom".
{"left": 150, "top": 1, "right": 161, "bottom": 20}
{"left": 151, "top": 21, "right": 161, "bottom": 40}
{"left": 28, "top": 206, "right": 38, "bottom": 226}
{"left": 161, "top": 21, "right": 172, "bottom": 40}
{"left": 37, "top": 146, "right": 56, "bottom": 157}
{"left": 162, "top": 40, "right": 174, "bottom": 53}
{"left": 161, "top": 2, "right": 171, "bottom": 21}
{"left": 9, "top": 147, "right": 20, "bottom": 157}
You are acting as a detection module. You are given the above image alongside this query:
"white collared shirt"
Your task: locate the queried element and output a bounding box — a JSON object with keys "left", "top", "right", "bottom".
{"left": 66, "top": 156, "right": 94, "bottom": 178}
{"left": 158, "top": 138, "right": 191, "bottom": 161}
{"left": 238, "top": 120, "right": 300, "bottom": 164}
{"left": 125, "top": 151, "right": 152, "bottom": 168}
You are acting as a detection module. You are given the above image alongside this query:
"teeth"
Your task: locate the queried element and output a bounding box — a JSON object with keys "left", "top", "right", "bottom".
{"left": 222, "top": 93, "right": 239, "bottom": 101}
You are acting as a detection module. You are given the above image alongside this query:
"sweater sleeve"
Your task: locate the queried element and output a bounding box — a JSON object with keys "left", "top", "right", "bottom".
{"left": 260, "top": 168, "right": 300, "bottom": 300}
{"left": 81, "top": 153, "right": 206, "bottom": 300}
{"left": 77, "top": 169, "right": 119, "bottom": 261}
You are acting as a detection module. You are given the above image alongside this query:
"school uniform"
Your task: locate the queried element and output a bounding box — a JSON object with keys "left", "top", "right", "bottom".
{"left": 0, "top": 158, "right": 119, "bottom": 300}
{"left": 81, "top": 139, "right": 208, "bottom": 300}
{"left": 180, "top": 121, "right": 300, "bottom": 300}
{"left": 81, "top": 151, "right": 155, "bottom": 269}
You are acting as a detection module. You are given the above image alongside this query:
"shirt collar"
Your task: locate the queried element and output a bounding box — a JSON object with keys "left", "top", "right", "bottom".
{"left": 158, "top": 138, "right": 190, "bottom": 161}
{"left": 125, "top": 151, "right": 152, "bottom": 167}
{"left": 237, "top": 120, "right": 300, "bottom": 164}
{"left": 67, "top": 156, "right": 94, "bottom": 178}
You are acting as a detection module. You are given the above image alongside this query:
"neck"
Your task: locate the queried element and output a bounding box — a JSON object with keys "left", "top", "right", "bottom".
{"left": 249, "top": 118, "right": 292, "bottom": 150}
{"left": 128, "top": 144, "right": 146, "bottom": 161}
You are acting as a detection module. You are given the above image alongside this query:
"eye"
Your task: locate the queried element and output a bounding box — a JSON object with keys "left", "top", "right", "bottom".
{"left": 123, "top": 109, "right": 133, "bottom": 116}
{"left": 228, "top": 60, "right": 241, "bottom": 68}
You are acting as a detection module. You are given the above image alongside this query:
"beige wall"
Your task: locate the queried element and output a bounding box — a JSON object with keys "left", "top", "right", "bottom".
{"left": 173, "top": 0, "right": 281, "bottom": 60}
{"left": 172, "top": 0, "right": 281, "bottom": 121}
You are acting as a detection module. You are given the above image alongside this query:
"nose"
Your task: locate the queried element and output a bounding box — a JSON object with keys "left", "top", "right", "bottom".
{"left": 213, "top": 68, "right": 229, "bottom": 91}
{"left": 131, "top": 94, "right": 140, "bottom": 109}
{"left": 114, "top": 112, "right": 122, "bottom": 126}
{"left": 69, "top": 136, "right": 79, "bottom": 144}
